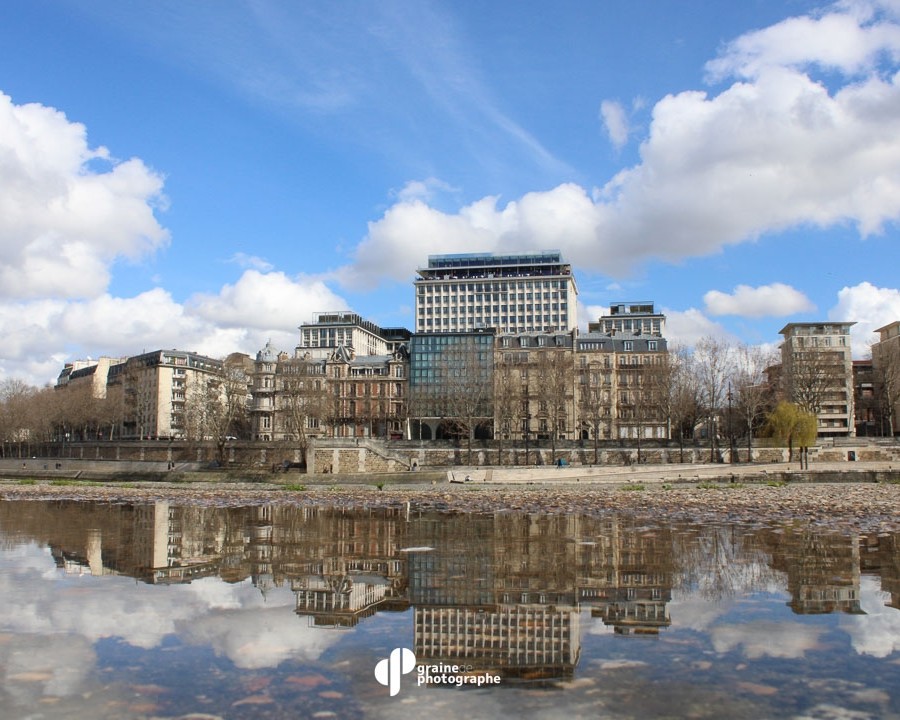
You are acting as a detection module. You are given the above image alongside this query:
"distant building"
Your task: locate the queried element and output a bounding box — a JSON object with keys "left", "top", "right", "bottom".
{"left": 414, "top": 251, "right": 577, "bottom": 334}
{"left": 299, "top": 311, "right": 409, "bottom": 358}
{"left": 55, "top": 356, "right": 126, "bottom": 399}
{"left": 779, "top": 323, "right": 855, "bottom": 438}
{"left": 588, "top": 301, "right": 666, "bottom": 337}
{"left": 872, "top": 321, "right": 900, "bottom": 436}
{"left": 251, "top": 313, "right": 411, "bottom": 442}
{"left": 107, "top": 350, "right": 224, "bottom": 440}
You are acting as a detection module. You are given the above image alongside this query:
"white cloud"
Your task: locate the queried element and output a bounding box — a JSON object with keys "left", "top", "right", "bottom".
{"left": 0, "top": 271, "right": 349, "bottom": 385}
{"left": 229, "top": 252, "right": 274, "bottom": 272}
{"left": 0, "top": 92, "right": 168, "bottom": 300}
{"left": 187, "top": 269, "right": 347, "bottom": 331}
{"left": 599, "top": 99, "right": 630, "bottom": 149}
{"left": 661, "top": 308, "right": 733, "bottom": 347}
{"left": 343, "top": 3, "right": 900, "bottom": 284}
{"left": 711, "top": 620, "right": 823, "bottom": 659}
{"left": 704, "top": 283, "right": 816, "bottom": 317}
{"left": 829, "top": 281, "right": 900, "bottom": 353}
{"left": 705, "top": 2, "right": 900, "bottom": 81}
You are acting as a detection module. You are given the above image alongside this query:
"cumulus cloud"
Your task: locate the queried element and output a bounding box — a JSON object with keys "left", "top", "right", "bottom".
{"left": 662, "top": 308, "right": 733, "bottom": 347}
{"left": 711, "top": 620, "right": 824, "bottom": 658}
{"left": 829, "top": 281, "right": 900, "bottom": 352}
{"left": 187, "top": 269, "right": 347, "bottom": 330}
{"left": 705, "top": 1, "right": 900, "bottom": 80}
{"left": 704, "top": 283, "right": 816, "bottom": 317}
{"left": 341, "top": 2, "right": 900, "bottom": 285}
{"left": 0, "top": 92, "right": 168, "bottom": 300}
{"left": 0, "top": 271, "right": 348, "bottom": 384}
{"left": 599, "top": 99, "right": 630, "bottom": 149}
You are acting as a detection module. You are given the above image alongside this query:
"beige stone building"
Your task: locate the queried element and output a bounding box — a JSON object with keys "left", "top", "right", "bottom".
{"left": 871, "top": 321, "right": 900, "bottom": 436}
{"left": 779, "top": 322, "right": 855, "bottom": 437}
{"left": 107, "top": 349, "right": 225, "bottom": 440}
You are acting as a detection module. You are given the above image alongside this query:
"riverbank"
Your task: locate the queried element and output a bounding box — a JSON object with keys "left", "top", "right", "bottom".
{"left": 1, "top": 473, "right": 898, "bottom": 534}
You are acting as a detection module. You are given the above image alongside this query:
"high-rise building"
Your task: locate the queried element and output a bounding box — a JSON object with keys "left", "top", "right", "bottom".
{"left": 414, "top": 251, "right": 577, "bottom": 334}
{"left": 779, "top": 322, "right": 855, "bottom": 437}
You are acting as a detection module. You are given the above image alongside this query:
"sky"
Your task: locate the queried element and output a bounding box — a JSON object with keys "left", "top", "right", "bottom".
{"left": 2, "top": 0, "right": 900, "bottom": 386}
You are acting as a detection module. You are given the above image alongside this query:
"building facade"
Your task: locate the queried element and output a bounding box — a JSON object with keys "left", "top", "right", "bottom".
{"left": 779, "top": 323, "right": 855, "bottom": 438}
{"left": 871, "top": 321, "right": 900, "bottom": 436}
{"left": 414, "top": 251, "right": 577, "bottom": 334}
{"left": 107, "top": 350, "right": 225, "bottom": 440}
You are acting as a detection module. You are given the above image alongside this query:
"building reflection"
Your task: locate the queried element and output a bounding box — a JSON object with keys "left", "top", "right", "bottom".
{"left": 2, "top": 499, "right": 898, "bottom": 679}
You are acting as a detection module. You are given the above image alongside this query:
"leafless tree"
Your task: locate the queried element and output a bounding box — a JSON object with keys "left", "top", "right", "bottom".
{"left": 438, "top": 337, "right": 494, "bottom": 462}
{"left": 577, "top": 359, "right": 610, "bottom": 464}
{"left": 494, "top": 354, "right": 524, "bottom": 465}
{"left": 730, "top": 344, "right": 778, "bottom": 461}
{"left": 277, "top": 356, "right": 329, "bottom": 451}
{"left": 872, "top": 342, "right": 900, "bottom": 436}
{"left": 533, "top": 348, "right": 575, "bottom": 460}
{"left": 785, "top": 348, "right": 845, "bottom": 416}
{"left": 693, "top": 337, "right": 735, "bottom": 462}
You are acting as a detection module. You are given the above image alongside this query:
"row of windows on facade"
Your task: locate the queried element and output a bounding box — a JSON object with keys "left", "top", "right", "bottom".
{"left": 416, "top": 279, "right": 569, "bottom": 293}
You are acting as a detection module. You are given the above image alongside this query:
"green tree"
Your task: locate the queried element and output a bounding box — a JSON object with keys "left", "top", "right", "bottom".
{"left": 764, "top": 401, "right": 817, "bottom": 462}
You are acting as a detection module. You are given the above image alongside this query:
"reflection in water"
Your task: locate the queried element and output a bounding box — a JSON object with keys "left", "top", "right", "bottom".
{"left": 0, "top": 499, "right": 898, "bottom": 719}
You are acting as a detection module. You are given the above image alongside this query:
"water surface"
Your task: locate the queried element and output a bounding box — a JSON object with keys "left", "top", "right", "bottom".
{"left": 0, "top": 499, "right": 897, "bottom": 719}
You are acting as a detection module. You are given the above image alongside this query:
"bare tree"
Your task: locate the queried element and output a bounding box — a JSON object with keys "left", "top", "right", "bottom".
{"left": 730, "top": 345, "right": 778, "bottom": 462}
{"left": 494, "top": 354, "right": 524, "bottom": 465}
{"left": 872, "top": 342, "right": 900, "bottom": 436}
{"left": 786, "top": 348, "right": 845, "bottom": 416}
{"left": 0, "top": 379, "right": 36, "bottom": 458}
{"left": 534, "top": 348, "right": 575, "bottom": 461}
{"left": 439, "top": 337, "right": 494, "bottom": 462}
{"left": 577, "top": 360, "right": 609, "bottom": 464}
{"left": 277, "top": 356, "right": 329, "bottom": 452}
{"left": 693, "top": 337, "right": 735, "bottom": 462}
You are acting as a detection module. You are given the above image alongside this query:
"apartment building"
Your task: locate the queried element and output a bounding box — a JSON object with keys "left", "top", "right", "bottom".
{"left": 299, "top": 311, "right": 410, "bottom": 358}
{"left": 779, "top": 323, "right": 855, "bottom": 437}
{"left": 252, "top": 315, "right": 410, "bottom": 441}
{"left": 871, "top": 321, "right": 900, "bottom": 436}
{"left": 104, "top": 350, "right": 226, "bottom": 440}
{"left": 414, "top": 251, "right": 577, "bottom": 334}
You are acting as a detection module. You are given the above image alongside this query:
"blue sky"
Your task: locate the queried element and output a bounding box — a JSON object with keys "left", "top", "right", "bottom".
{"left": 2, "top": 0, "right": 900, "bottom": 384}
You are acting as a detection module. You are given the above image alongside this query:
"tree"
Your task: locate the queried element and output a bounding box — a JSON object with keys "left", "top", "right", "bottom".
{"left": 494, "top": 354, "right": 524, "bottom": 465}
{"left": 277, "top": 356, "right": 329, "bottom": 451}
{"left": 533, "top": 348, "right": 575, "bottom": 460}
{"left": 577, "top": 359, "right": 610, "bottom": 464}
{"left": 872, "top": 341, "right": 900, "bottom": 436}
{"left": 764, "top": 401, "right": 817, "bottom": 462}
{"left": 786, "top": 348, "right": 845, "bottom": 416}
{"left": 730, "top": 344, "right": 778, "bottom": 462}
{"left": 438, "top": 337, "right": 493, "bottom": 462}
{"left": 693, "top": 337, "right": 734, "bottom": 462}
{"left": 0, "top": 379, "right": 36, "bottom": 458}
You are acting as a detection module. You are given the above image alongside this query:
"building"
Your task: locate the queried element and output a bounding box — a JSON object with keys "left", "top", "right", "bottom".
{"left": 778, "top": 323, "right": 855, "bottom": 438}
{"left": 414, "top": 251, "right": 577, "bottom": 334}
{"left": 408, "top": 330, "right": 495, "bottom": 440}
{"left": 872, "top": 321, "right": 900, "bottom": 436}
{"left": 251, "top": 313, "right": 411, "bottom": 442}
{"left": 107, "top": 349, "right": 224, "bottom": 440}
{"left": 494, "top": 330, "right": 577, "bottom": 445}
{"left": 299, "top": 311, "right": 409, "bottom": 358}
{"left": 588, "top": 301, "right": 666, "bottom": 337}
{"left": 576, "top": 329, "right": 669, "bottom": 443}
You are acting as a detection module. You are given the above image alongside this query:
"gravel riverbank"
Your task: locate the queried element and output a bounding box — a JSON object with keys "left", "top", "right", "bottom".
{"left": 1, "top": 478, "right": 898, "bottom": 533}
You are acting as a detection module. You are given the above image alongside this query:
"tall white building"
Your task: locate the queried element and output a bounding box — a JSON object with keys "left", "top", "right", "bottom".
{"left": 414, "top": 251, "right": 577, "bottom": 334}
{"left": 779, "top": 322, "right": 855, "bottom": 437}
